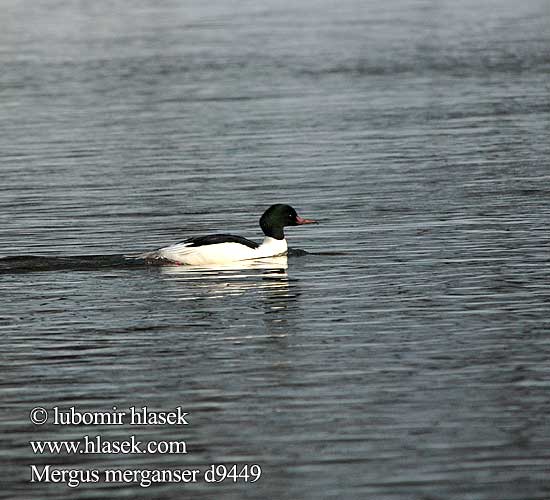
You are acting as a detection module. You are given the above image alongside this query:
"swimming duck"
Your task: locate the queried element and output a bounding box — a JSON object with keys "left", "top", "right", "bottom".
{"left": 147, "top": 204, "right": 317, "bottom": 265}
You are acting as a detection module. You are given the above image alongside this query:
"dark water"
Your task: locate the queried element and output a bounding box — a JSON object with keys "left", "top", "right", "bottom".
{"left": 2, "top": 0, "right": 550, "bottom": 498}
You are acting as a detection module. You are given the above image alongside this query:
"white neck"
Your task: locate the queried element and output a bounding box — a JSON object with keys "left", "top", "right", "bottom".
{"left": 256, "top": 236, "right": 288, "bottom": 258}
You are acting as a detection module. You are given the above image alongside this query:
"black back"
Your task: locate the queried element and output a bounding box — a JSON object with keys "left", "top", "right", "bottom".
{"left": 181, "top": 234, "right": 259, "bottom": 249}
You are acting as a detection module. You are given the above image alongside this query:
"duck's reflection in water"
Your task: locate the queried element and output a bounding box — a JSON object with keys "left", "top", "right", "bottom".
{"left": 156, "top": 256, "right": 300, "bottom": 338}
{"left": 157, "top": 256, "right": 292, "bottom": 300}
{"left": 160, "top": 256, "right": 288, "bottom": 274}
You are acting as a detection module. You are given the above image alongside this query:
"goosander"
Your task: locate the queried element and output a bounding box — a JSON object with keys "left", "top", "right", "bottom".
{"left": 143, "top": 204, "right": 317, "bottom": 265}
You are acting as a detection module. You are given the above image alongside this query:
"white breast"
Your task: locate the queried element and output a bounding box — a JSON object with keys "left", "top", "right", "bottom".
{"left": 158, "top": 237, "right": 288, "bottom": 265}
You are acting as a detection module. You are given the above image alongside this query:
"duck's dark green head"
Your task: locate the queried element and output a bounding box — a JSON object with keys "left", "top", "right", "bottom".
{"left": 259, "top": 204, "right": 317, "bottom": 240}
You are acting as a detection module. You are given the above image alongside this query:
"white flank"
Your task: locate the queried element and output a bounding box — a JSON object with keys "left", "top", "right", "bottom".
{"left": 158, "top": 237, "right": 288, "bottom": 265}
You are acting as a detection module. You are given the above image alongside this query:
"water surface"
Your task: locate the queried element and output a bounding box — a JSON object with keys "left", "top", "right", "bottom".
{"left": 1, "top": 0, "right": 550, "bottom": 498}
